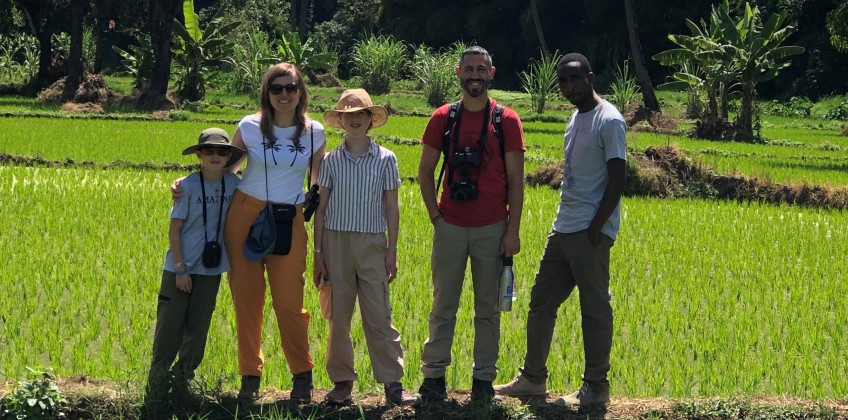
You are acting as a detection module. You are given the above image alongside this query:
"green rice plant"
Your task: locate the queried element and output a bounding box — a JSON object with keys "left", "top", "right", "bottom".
{"left": 1, "top": 164, "right": 847, "bottom": 398}
{"left": 410, "top": 45, "right": 459, "bottom": 107}
{"left": 518, "top": 50, "right": 561, "bottom": 114}
{"left": 350, "top": 34, "right": 407, "bottom": 95}
{"left": 607, "top": 59, "right": 641, "bottom": 113}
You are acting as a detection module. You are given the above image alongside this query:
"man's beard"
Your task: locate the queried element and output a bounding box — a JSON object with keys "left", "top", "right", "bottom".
{"left": 462, "top": 78, "right": 489, "bottom": 98}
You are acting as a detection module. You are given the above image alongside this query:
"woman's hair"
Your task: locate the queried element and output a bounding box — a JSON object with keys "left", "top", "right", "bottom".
{"left": 258, "top": 62, "right": 310, "bottom": 142}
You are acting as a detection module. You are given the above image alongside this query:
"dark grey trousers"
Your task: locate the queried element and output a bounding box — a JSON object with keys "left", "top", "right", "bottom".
{"left": 147, "top": 270, "right": 221, "bottom": 391}
{"left": 521, "top": 230, "right": 614, "bottom": 388}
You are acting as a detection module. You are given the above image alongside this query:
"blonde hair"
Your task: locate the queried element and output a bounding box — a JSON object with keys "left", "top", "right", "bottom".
{"left": 258, "top": 62, "right": 310, "bottom": 142}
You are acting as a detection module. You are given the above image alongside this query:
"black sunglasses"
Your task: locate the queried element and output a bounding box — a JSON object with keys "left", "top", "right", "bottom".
{"left": 268, "top": 83, "right": 299, "bottom": 95}
{"left": 199, "top": 147, "right": 232, "bottom": 157}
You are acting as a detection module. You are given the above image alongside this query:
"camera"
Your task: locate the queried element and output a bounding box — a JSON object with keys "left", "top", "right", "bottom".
{"left": 303, "top": 184, "right": 320, "bottom": 222}
{"left": 449, "top": 179, "right": 478, "bottom": 202}
{"left": 202, "top": 241, "right": 222, "bottom": 268}
{"left": 452, "top": 147, "right": 481, "bottom": 167}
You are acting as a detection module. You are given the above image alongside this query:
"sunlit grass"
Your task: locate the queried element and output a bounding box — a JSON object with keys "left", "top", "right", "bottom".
{"left": 0, "top": 166, "right": 846, "bottom": 398}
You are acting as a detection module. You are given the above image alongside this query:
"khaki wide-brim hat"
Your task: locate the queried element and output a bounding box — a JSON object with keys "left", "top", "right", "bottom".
{"left": 323, "top": 88, "right": 389, "bottom": 129}
{"left": 181, "top": 127, "right": 246, "bottom": 168}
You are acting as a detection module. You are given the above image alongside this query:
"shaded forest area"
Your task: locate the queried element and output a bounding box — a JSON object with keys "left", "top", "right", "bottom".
{"left": 2, "top": 0, "right": 847, "bottom": 97}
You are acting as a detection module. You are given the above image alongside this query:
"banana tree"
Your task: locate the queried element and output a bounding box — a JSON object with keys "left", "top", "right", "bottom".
{"left": 653, "top": 17, "right": 735, "bottom": 128}
{"left": 654, "top": 1, "right": 803, "bottom": 140}
{"left": 112, "top": 34, "right": 154, "bottom": 93}
{"left": 715, "top": 2, "right": 804, "bottom": 135}
{"left": 276, "top": 31, "right": 338, "bottom": 84}
{"left": 171, "top": 0, "right": 238, "bottom": 101}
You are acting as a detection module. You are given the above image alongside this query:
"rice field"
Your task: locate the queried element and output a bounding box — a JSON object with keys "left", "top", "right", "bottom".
{"left": 1, "top": 87, "right": 847, "bottom": 401}
{"left": 0, "top": 164, "right": 845, "bottom": 398}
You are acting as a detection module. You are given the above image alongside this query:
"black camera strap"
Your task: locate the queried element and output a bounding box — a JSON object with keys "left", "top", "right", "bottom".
{"left": 305, "top": 123, "right": 315, "bottom": 192}
{"left": 198, "top": 170, "right": 225, "bottom": 243}
{"left": 444, "top": 99, "right": 490, "bottom": 188}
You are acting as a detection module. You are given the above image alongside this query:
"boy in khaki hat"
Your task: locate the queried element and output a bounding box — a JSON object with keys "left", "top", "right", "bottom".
{"left": 313, "top": 89, "right": 416, "bottom": 406}
{"left": 145, "top": 128, "right": 244, "bottom": 405}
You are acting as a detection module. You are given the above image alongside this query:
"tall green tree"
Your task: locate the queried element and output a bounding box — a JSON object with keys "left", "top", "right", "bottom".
{"left": 62, "top": 0, "right": 84, "bottom": 100}
{"left": 623, "top": 0, "right": 660, "bottom": 113}
{"left": 145, "top": 0, "right": 181, "bottom": 108}
{"left": 15, "top": 0, "right": 66, "bottom": 91}
{"left": 826, "top": 2, "right": 848, "bottom": 52}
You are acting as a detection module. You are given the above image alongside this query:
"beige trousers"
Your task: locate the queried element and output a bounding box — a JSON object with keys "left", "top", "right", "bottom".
{"left": 322, "top": 229, "right": 404, "bottom": 384}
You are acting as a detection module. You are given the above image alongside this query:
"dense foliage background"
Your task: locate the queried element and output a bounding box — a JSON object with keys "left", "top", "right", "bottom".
{"left": 1, "top": 0, "right": 846, "bottom": 97}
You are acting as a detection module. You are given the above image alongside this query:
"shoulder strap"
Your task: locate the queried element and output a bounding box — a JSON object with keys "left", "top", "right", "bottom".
{"left": 492, "top": 103, "right": 505, "bottom": 161}
{"left": 306, "top": 123, "right": 314, "bottom": 189}
{"left": 436, "top": 101, "right": 462, "bottom": 196}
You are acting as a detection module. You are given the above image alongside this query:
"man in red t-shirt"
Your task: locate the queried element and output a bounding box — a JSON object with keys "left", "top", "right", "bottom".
{"left": 416, "top": 45, "right": 525, "bottom": 403}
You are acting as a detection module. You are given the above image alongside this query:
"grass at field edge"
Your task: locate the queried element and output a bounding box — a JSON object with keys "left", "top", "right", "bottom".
{"left": 0, "top": 378, "right": 845, "bottom": 419}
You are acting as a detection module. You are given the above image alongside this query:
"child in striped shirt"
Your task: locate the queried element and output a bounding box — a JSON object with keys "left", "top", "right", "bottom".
{"left": 312, "top": 89, "right": 415, "bottom": 407}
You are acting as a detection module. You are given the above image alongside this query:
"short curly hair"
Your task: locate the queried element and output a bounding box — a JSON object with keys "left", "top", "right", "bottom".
{"left": 558, "top": 53, "right": 592, "bottom": 74}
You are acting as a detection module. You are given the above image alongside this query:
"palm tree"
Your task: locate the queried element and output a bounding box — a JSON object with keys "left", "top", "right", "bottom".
{"left": 530, "top": 0, "right": 549, "bottom": 56}
{"left": 62, "top": 0, "right": 84, "bottom": 101}
{"left": 623, "top": 0, "right": 660, "bottom": 113}
{"left": 145, "top": 0, "right": 182, "bottom": 109}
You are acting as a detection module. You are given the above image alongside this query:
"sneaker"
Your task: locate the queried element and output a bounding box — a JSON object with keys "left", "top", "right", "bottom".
{"left": 554, "top": 382, "right": 610, "bottom": 407}
{"left": 324, "top": 381, "right": 353, "bottom": 405}
{"left": 494, "top": 374, "right": 547, "bottom": 396}
{"left": 290, "top": 370, "right": 313, "bottom": 402}
{"left": 384, "top": 382, "right": 417, "bottom": 407}
{"left": 237, "top": 375, "right": 261, "bottom": 402}
{"left": 417, "top": 376, "right": 447, "bottom": 402}
{"left": 470, "top": 378, "right": 495, "bottom": 402}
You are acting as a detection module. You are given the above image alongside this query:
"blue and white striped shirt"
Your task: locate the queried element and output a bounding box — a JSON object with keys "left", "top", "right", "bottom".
{"left": 318, "top": 139, "right": 401, "bottom": 233}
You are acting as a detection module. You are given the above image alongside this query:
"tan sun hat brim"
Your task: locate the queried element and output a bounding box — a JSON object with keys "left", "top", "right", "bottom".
{"left": 323, "top": 105, "right": 389, "bottom": 130}
{"left": 323, "top": 88, "right": 389, "bottom": 130}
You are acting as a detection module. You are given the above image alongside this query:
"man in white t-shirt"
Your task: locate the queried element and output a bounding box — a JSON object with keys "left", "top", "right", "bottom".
{"left": 495, "top": 53, "right": 626, "bottom": 407}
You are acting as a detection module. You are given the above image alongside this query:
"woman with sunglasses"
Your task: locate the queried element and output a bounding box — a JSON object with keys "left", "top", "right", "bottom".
{"left": 224, "top": 62, "right": 326, "bottom": 402}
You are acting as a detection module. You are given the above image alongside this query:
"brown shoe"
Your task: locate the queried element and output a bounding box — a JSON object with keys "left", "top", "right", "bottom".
{"left": 289, "top": 370, "right": 313, "bottom": 402}
{"left": 324, "top": 381, "right": 353, "bottom": 405}
{"left": 237, "top": 375, "right": 261, "bottom": 403}
{"left": 554, "top": 382, "right": 610, "bottom": 407}
{"left": 494, "top": 374, "right": 547, "bottom": 396}
{"left": 384, "top": 382, "right": 417, "bottom": 407}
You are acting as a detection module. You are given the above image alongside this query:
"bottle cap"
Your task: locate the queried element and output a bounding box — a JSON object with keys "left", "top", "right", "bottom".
{"left": 502, "top": 255, "right": 513, "bottom": 266}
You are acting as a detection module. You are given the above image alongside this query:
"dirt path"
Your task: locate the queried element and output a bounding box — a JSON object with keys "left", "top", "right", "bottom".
{"left": 2, "top": 377, "right": 846, "bottom": 419}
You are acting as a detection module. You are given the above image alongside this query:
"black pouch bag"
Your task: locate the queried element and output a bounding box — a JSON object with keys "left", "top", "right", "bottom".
{"left": 202, "top": 241, "right": 222, "bottom": 268}
{"left": 199, "top": 171, "right": 225, "bottom": 268}
{"left": 271, "top": 203, "right": 297, "bottom": 255}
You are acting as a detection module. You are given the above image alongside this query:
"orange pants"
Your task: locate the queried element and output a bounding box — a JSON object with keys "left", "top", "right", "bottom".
{"left": 224, "top": 189, "right": 314, "bottom": 376}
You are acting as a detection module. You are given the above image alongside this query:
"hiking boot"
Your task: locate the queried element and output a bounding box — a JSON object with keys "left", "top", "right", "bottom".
{"left": 494, "top": 374, "right": 547, "bottom": 396}
{"left": 170, "top": 379, "right": 191, "bottom": 406}
{"left": 384, "top": 382, "right": 417, "bottom": 407}
{"left": 470, "top": 378, "right": 495, "bottom": 402}
{"left": 554, "top": 382, "right": 610, "bottom": 407}
{"left": 290, "top": 370, "right": 313, "bottom": 402}
{"left": 417, "top": 376, "right": 447, "bottom": 402}
{"left": 324, "top": 381, "right": 353, "bottom": 405}
{"left": 238, "top": 375, "right": 261, "bottom": 403}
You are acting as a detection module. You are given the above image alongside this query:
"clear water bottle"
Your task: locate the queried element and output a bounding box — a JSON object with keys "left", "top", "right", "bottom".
{"left": 498, "top": 255, "right": 515, "bottom": 312}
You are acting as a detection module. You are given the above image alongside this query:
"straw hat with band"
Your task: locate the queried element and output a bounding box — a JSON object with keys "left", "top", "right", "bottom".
{"left": 181, "top": 127, "right": 246, "bottom": 168}
{"left": 323, "top": 89, "right": 388, "bottom": 130}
